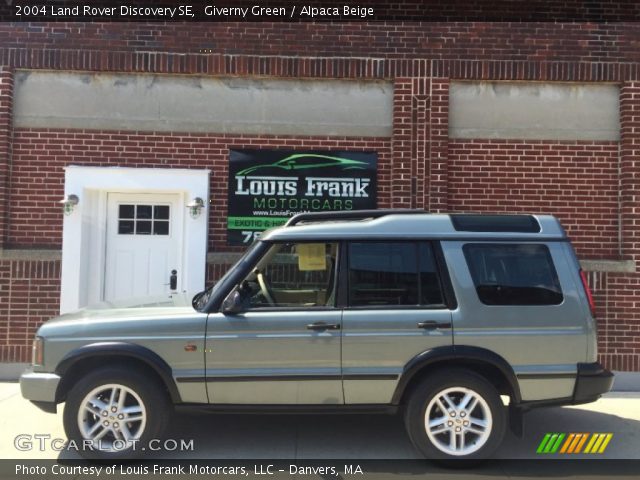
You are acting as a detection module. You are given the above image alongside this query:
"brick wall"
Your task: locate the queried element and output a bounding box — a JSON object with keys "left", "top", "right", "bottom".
{"left": 1, "top": 20, "right": 638, "bottom": 63}
{"left": 8, "top": 129, "right": 392, "bottom": 250}
{"left": 598, "top": 272, "right": 640, "bottom": 371}
{"left": 599, "top": 81, "right": 640, "bottom": 371}
{"left": 0, "top": 67, "right": 12, "bottom": 249}
{"left": 0, "top": 259, "right": 60, "bottom": 362}
{"left": 448, "top": 140, "right": 620, "bottom": 258}
{"left": 1, "top": 17, "right": 640, "bottom": 369}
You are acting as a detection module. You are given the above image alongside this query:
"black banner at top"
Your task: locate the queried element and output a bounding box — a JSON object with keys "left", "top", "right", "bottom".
{"left": 3, "top": 0, "right": 640, "bottom": 22}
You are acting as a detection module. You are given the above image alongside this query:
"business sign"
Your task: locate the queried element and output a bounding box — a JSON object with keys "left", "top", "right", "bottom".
{"left": 227, "top": 150, "right": 378, "bottom": 245}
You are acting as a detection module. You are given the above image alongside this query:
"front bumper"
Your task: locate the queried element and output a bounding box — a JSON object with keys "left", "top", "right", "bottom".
{"left": 573, "top": 361, "right": 615, "bottom": 405}
{"left": 20, "top": 368, "right": 61, "bottom": 414}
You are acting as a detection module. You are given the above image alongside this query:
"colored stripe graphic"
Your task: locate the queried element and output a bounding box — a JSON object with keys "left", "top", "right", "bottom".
{"left": 537, "top": 433, "right": 613, "bottom": 454}
{"left": 585, "top": 433, "right": 613, "bottom": 454}
{"left": 559, "top": 433, "right": 575, "bottom": 453}
{"left": 567, "top": 433, "right": 582, "bottom": 453}
{"left": 536, "top": 433, "right": 552, "bottom": 453}
{"left": 544, "top": 433, "right": 559, "bottom": 453}
{"left": 537, "top": 433, "right": 565, "bottom": 453}
{"left": 584, "top": 433, "right": 599, "bottom": 453}
{"left": 597, "top": 433, "right": 613, "bottom": 453}
{"left": 574, "top": 433, "right": 589, "bottom": 453}
{"left": 550, "top": 433, "right": 565, "bottom": 453}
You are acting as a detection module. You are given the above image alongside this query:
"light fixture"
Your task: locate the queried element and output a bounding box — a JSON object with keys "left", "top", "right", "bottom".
{"left": 58, "top": 194, "right": 79, "bottom": 215}
{"left": 186, "top": 197, "right": 205, "bottom": 218}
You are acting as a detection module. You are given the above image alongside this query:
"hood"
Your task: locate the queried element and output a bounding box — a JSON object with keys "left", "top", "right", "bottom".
{"left": 39, "top": 292, "right": 199, "bottom": 329}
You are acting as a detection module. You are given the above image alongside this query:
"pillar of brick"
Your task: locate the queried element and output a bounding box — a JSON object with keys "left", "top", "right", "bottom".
{"left": 428, "top": 77, "right": 449, "bottom": 213}
{"left": 391, "top": 78, "right": 415, "bottom": 208}
{"left": 392, "top": 77, "right": 432, "bottom": 210}
{"left": 603, "top": 81, "right": 640, "bottom": 371}
{"left": 0, "top": 66, "right": 13, "bottom": 248}
{"left": 620, "top": 82, "right": 640, "bottom": 261}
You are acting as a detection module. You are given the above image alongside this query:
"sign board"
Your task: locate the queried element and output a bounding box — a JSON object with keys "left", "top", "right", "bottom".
{"left": 227, "top": 150, "right": 378, "bottom": 245}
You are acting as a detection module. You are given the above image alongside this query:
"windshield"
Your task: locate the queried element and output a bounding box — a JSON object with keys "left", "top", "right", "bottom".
{"left": 192, "top": 240, "right": 262, "bottom": 311}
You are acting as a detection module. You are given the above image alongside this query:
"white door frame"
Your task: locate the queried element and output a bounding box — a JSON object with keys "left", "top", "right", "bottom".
{"left": 60, "top": 166, "right": 210, "bottom": 314}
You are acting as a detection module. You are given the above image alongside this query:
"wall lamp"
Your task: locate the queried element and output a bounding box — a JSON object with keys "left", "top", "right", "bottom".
{"left": 59, "top": 194, "right": 79, "bottom": 215}
{"left": 186, "top": 197, "right": 205, "bottom": 219}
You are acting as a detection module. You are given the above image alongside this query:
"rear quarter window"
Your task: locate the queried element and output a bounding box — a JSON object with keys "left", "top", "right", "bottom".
{"left": 463, "top": 243, "right": 563, "bottom": 306}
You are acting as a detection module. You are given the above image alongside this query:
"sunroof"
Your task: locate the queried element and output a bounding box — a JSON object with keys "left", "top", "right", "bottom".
{"left": 450, "top": 214, "right": 541, "bottom": 233}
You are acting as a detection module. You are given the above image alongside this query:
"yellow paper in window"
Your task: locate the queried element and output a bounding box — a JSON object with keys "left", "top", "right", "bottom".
{"left": 297, "top": 244, "right": 326, "bottom": 271}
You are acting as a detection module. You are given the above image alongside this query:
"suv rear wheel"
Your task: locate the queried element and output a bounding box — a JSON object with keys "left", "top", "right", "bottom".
{"left": 63, "top": 367, "right": 171, "bottom": 459}
{"left": 404, "top": 368, "right": 506, "bottom": 460}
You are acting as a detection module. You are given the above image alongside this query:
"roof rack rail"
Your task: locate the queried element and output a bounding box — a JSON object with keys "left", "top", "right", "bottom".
{"left": 285, "top": 209, "right": 426, "bottom": 227}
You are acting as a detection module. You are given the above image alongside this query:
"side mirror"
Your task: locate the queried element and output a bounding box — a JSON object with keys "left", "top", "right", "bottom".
{"left": 222, "top": 289, "right": 244, "bottom": 314}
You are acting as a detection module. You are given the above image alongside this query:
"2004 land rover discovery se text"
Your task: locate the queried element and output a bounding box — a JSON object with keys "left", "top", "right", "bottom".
{"left": 20, "top": 210, "right": 614, "bottom": 460}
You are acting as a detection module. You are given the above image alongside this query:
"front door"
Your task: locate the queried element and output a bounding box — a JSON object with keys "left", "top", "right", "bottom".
{"left": 206, "top": 241, "right": 343, "bottom": 404}
{"left": 104, "top": 193, "right": 183, "bottom": 302}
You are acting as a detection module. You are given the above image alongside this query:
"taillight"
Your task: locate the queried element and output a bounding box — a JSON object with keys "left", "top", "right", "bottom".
{"left": 579, "top": 269, "right": 596, "bottom": 316}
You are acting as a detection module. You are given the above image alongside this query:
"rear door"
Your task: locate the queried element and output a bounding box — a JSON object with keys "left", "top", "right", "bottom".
{"left": 341, "top": 241, "right": 453, "bottom": 404}
{"left": 443, "top": 241, "right": 587, "bottom": 401}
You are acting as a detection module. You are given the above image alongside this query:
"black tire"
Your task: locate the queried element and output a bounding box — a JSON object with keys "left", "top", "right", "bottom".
{"left": 404, "top": 368, "right": 506, "bottom": 461}
{"left": 63, "top": 367, "right": 172, "bottom": 460}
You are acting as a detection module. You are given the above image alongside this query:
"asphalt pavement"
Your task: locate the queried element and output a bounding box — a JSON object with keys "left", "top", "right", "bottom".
{"left": 0, "top": 382, "right": 638, "bottom": 479}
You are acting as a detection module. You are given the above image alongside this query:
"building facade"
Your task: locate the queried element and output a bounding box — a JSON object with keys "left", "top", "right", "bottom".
{"left": 0, "top": 14, "right": 639, "bottom": 370}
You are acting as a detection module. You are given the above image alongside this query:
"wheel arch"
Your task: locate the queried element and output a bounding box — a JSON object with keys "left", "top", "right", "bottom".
{"left": 54, "top": 342, "right": 181, "bottom": 404}
{"left": 392, "top": 345, "right": 522, "bottom": 406}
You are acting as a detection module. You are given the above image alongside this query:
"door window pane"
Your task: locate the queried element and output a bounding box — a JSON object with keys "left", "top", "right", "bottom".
{"left": 154, "top": 205, "right": 170, "bottom": 220}
{"left": 118, "top": 204, "right": 135, "bottom": 219}
{"left": 118, "top": 220, "right": 134, "bottom": 235}
{"left": 117, "top": 203, "right": 170, "bottom": 236}
{"left": 136, "top": 205, "right": 152, "bottom": 219}
{"left": 136, "top": 220, "right": 152, "bottom": 235}
{"left": 349, "top": 243, "right": 419, "bottom": 306}
{"left": 153, "top": 221, "right": 169, "bottom": 235}
{"left": 463, "top": 244, "right": 563, "bottom": 306}
{"left": 241, "top": 242, "right": 338, "bottom": 308}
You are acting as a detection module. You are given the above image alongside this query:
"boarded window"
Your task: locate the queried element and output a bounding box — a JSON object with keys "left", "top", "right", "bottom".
{"left": 449, "top": 82, "right": 620, "bottom": 141}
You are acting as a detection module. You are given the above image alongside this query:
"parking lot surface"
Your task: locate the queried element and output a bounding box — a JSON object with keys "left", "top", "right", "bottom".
{"left": 0, "top": 383, "right": 638, "bottom": 479}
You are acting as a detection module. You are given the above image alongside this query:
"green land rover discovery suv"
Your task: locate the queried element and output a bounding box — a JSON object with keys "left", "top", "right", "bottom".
{"left": 21, "top": 210, "right": 613, "bottom": 460}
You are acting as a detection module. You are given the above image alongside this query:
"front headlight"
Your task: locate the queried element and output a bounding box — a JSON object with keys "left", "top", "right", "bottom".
{"left": 32, "top": 336, "right": 44, "bottom": 366}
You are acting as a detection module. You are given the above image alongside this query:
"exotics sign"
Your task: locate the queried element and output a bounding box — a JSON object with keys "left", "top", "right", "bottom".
{"left": 227, "top": 150, "right": 377, "bottom": 245}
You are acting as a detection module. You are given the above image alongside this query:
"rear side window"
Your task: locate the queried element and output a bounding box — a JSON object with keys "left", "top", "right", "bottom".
{"left": 463, "top": 244, "right": 563, "bottom": 306}
{"left": 348, "top": 242, "right": 444, "bottom": 307}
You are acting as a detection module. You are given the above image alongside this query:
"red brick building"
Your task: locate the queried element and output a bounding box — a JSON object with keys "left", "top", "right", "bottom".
{"left": 0, "top": 4, "right": 639, "bottom": 371}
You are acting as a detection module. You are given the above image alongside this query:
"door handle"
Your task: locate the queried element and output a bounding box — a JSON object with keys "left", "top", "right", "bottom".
{"left": 417, "top": 321, "right": 452, "bottom": 330}
{"left": 307, "top": 322, "right": 341, "bottom": 331}
{"left": 169, "top": 269, "right": 177, "bottom": 290}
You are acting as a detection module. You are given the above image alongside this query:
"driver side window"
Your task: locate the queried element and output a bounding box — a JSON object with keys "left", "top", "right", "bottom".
{"left": 240, "top": 242, "right": 339, "bottom": 309}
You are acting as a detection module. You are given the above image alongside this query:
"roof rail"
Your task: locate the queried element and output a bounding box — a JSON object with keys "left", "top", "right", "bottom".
{"left": 285, "top": 209, "right": 426, "bottom": 227}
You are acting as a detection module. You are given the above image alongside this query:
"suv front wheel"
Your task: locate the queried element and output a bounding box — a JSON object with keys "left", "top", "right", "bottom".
{"left": 63, "top": 367, "right": 172, "bottom": 459}
{"left": 404, "top": 368, "right": 506, "bottom": 460}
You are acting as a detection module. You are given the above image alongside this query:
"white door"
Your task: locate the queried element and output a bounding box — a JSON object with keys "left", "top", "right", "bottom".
{"left": 104, "top": 193, "right": 183, "bottom": 302}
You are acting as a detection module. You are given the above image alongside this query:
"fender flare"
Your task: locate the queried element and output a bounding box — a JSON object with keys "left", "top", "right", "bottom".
{"left": 55, "top": 342, "right": 181, "bottom": 403}
{"left": 391, "top": 345, "right": 521, "bottom": 405}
